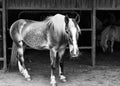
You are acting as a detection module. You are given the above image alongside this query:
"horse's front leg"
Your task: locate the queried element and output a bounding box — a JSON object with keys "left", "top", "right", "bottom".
{"left": 58, "top": 49, "right": 66, "bottom": 82}
{"left": 104, "top": 36, "right": 108, "bottom": 52}
{"left": 111, "top": 39, "right": 114, "bottom": 53}
{"left": 17, "top": 41, "right": 31, "bottom": 81}
{"left": 50, "top": 48, "right": 57, "bottom": 86}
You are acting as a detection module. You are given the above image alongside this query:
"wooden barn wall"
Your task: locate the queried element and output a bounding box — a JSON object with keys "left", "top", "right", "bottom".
{"left": 0, "top": 13, "right": 3, "bottom": 57}
{"left": 96, "top": 0, "right": 120, "bottom": 8}
{"left": 6, "top": 0, "right": 93, "bottom": 9}
{"left": 6, "top": 0, "right": 120, "bottom": 9}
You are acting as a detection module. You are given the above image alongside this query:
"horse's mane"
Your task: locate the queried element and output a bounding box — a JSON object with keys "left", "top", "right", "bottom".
{"left": 45, "top": 14, "right": 66, "bottom": 34}
{"left": 44, "top": 14, "right": 68, "bottom": 43}
{"left": 44, "top": 15, "right": 53, "bottom": 22}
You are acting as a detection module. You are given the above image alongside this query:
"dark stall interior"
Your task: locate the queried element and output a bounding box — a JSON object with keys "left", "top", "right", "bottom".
{"left": 6, "top": 10, "right": 120, "bottom": 66}
{"left": 7, "top": 10, "right": 92, "bottom": 50}
{"left": 6, "top": 10, "right": 92, "bottom": 65}
{"left": 96, "top": 10, "right": 120, "bottom": 53}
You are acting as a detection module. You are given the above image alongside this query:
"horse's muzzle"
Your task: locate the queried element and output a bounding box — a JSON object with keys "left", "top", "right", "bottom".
{"left": 70, "top": 49, "right": 81, "bottom": 58}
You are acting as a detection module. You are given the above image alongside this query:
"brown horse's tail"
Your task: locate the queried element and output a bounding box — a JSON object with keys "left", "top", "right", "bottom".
{"left": 9, "top": 19, "right": 27, "bottom": 70}
{"left": 9, "top": 42, "right": 18, "bottom": 70}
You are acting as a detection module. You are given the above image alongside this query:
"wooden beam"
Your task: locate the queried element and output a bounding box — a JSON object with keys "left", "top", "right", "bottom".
{"left": 0, "top": 8, "right": 3, "bottom": 11}
{"left": 8, "top": 46, "right": 92, "bottom": 50}
{"left": 7, "top": 7, "right": 92, "bottom": 11}
{"left": 2, "top": 0, "right": 7, "bottom": 71}
{"left": 0, "top": 58, "right": 4, "bottom": 61}
{"left": 81, "top": 28, "right": 92, "bottom": 31}
{"left": 91, "top": 0, "right": 96, "bottom": 67}
{"left": 96, "top": 8, "right": 120, "bottom": 10}
{"left": 79, "top": 46, "right": 92, "bottom": 49}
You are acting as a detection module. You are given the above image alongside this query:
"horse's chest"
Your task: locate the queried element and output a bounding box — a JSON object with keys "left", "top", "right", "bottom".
{"left": 49, "top": 31, "right": 68, "bottom": 47}
{"left": 23, "top": 29, "right": 48, "bottom": 49}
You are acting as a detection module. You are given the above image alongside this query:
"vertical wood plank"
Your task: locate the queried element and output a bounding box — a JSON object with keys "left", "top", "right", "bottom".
{"left": 6, "top": 0, "right": 93, "bottom": 9}
{"left": 91, "top": 0, "right": 96, "bottom": 67}
{"left": 2, "top": 0, "right": 7, "bottom": 71}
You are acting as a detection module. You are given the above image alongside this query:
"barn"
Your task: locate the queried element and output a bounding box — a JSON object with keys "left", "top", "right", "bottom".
{"left": 0, "top": 0, "right": 120, "bottom": 86}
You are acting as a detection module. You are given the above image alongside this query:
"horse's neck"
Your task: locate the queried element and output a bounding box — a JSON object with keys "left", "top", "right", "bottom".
{"left": 47, "top": 26, "right": 68, "bottom": 48}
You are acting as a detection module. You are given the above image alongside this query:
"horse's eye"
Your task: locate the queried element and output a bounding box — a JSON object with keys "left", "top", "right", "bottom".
{"left": 66, "top": 30, "right": 68, "bottom": 34}
{"left": 65, "top": 28, "right": 69, "bottom": 34}
{"left": 68, "top": 33, "right": 73, "bottom": 44}
{"left": 69, "top": 33, "right": 72, "bottom": 39}
{"left": 69, "top": 37, "right": 73, "bottom": 44}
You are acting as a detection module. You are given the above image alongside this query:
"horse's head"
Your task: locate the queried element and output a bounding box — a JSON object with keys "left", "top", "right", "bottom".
{"left": 64, "top": 14, "right": 81, "bottom": 57}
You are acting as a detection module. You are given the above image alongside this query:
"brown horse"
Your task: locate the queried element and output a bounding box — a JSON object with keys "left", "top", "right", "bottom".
{"left": 10, "top": 14, "right": 81, "bottom": 86}
{"left": 100, "top": 25, "right": 120, "bottom": 53}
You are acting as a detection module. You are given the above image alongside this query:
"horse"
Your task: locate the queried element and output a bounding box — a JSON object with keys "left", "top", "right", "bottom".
{"left": 100, "top": 25, "right": 120, "bottom": 53}
{"left": 9, "top": 13, "right": 81, "bottom": 86}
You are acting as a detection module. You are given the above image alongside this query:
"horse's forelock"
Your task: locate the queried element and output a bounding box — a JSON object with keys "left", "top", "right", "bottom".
{"left": 69, "top": 19, "right": 81, "bottom": 35}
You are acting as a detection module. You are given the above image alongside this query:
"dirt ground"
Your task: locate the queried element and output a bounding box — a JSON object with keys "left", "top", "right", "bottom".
{"left": 0, "top": 50, "right": 120, "bottom": 86}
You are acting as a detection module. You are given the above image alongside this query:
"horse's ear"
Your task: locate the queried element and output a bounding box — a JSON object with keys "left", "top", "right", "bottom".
{"left": 75, "top": 14, "right": 80, "bottom": 24}
{"left": 65, "top": 15, "right": 69, "bottom": 26}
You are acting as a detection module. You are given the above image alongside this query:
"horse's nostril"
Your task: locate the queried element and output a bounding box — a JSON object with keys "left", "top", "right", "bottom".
{"left": 70, "top": 50, "right": 74, "bottom": 56}
{"left": 70, "top": 50, "right": 79, "bottom": 57}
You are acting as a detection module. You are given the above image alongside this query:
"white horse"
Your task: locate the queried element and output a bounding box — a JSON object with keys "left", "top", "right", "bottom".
{"left": 10, "top": 14, "right": 81, "bottom": 86}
